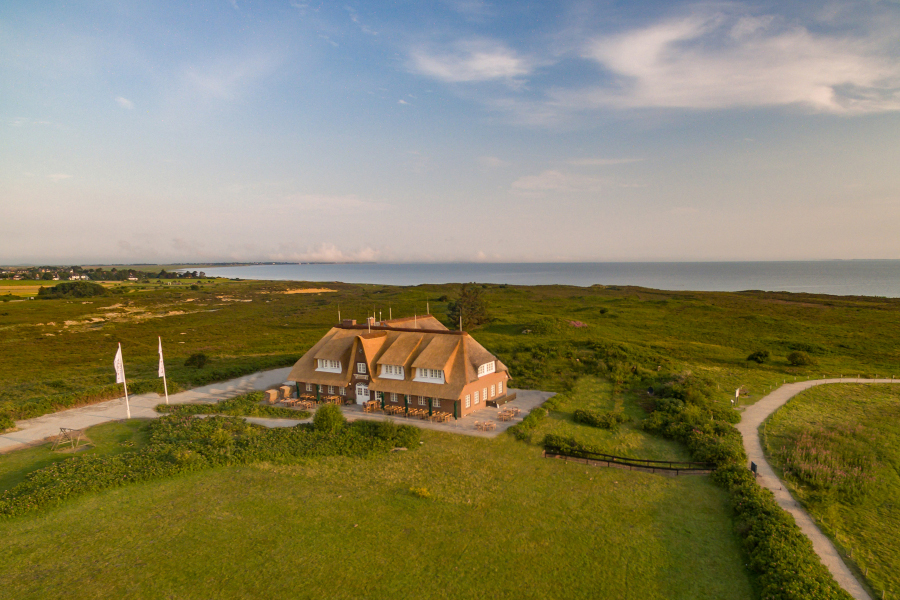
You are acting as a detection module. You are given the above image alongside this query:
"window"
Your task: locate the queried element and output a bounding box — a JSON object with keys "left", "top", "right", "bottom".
{"left": 327, "top": 385, "right": 334, "bottom": 394}
{"left": 491, "top": 384, "right": 496, "bottom": 398}
{"left": 432, "top": 398, "right": 440, "bottom": 408}
{"left": 477, "top": 361, "right": 496, "bottom": 377}
{"left": 414, "top": 368, "right": 444, "bottom": 383}
{"left": 498, "top": 381, "right": 503, "bottom": 394}
{"left": 474, "top": 390, "right": 479, "bottom": 404}
{"left": 306, "top": 383, "right": 313, "bottom": 392}
{"left": 391, "top": 393, "right": 398, "bottom": 403}
{"left": 465, "top": 394, "right": 471, "bottom": 408}
{"left": 380, "top": 364, "right": 404, "bottom": 379}
{"left": 316, "top": 359, "right": 341, "bottom": 373}
{"left": 418, "top": 396, "right": 426, "bottom": 406}
{"left": 357, "top": 363, "right": 367, "bottom": 374}
{"left": 483, "top": 388, "right": 487, "bottom": 403}
{"left": 339, "top": 387, "right": 346, "bottom": 396}
{"left": 318, "top": 385, "right": 324, "bottom": 393}
{"left": 375, "top": 391, "right": 382, "bottom": 401}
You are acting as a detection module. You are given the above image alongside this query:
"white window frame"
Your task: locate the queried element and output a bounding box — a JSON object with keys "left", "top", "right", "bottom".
{"left": 380, "top": 364, "right": 405, "bottom": 380}
{"left": 327, "top": 385, "right": 334, "bottom": 394}
{"left": 316, "top": 359, "right": 342, "bottom": 373}
{"left": 357, "top": 362, "right": 367, "bottom": 374}
{"left": 432, "top": 398, "right": 440, "bottom": 408}
{"left": 306, "top": 383, "right": 313, "bottom": 392}
{"left": 491, "top": 384, "right": 496, "bottom": 398}
{"left": 413, "top": 368, "right": 445, "bottom": 384}
{"left": 483, "top": 388, "right": 487, "bottom": 403}
{"left": 391, "top": 392, "right": 398, "bottom": 403}
{"left": 339, "top": 386, "right": 346, "bottom": 396}
{"left": 465, "top": 394, "right": 471, "bottom": 408}
{"left": 498, "top": 381, "right": 503, "bottom": 394}
{"left": 477, "top": 361, "right": 496, "bottom": 378}
{"left": 474, "top": 390, "right": 479, "bottom": 404}
{"left": 418, "top": 396, "right": 426, "bottom": 406}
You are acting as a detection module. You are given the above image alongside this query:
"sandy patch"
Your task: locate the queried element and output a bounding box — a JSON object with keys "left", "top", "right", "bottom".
{"left": 282, "top": 288, "right": 336, "bottom": 294}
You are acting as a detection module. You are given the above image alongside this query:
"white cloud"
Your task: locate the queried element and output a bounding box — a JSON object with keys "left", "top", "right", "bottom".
{"left": 511, "top": 170, "right": 605, "bottom": 194}
{"left": 115, "top": 96, "right": 134, "bottom": 109}
{"left": 398, "top": 99, "right": 409, "bottom": 105}
{"left": 410, "top": 39, "right": 532, "bottom": 83}
{"left": 268, "top": 243, "right": 379, "bottom": 263}
{"left": 183, "top": 53, "right": 280, "bottom": 100}
{"left": 48, "top": 173, "right": 72, "bottom": 181}
{"left": 573, "top": 9, "right": 900, "bottom": 113}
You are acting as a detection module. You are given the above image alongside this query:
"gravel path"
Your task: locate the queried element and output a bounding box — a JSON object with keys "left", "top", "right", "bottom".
{"left": 737, "top": 378, "right": 899, "bottom": 600}
{"left": 0, "top": 367, "right": 293, "bottom": 453}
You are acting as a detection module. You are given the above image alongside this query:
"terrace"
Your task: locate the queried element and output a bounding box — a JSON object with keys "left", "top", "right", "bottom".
{"left": 268, "top": 387, "right": 553, "bottom": 439}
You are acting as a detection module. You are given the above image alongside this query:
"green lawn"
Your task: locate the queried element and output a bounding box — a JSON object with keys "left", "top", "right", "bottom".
{"left": 763, "top": 384, "right": 900, "bottom": 596}
{"left": 0, "top": 420, "right": 152, "bottom": 492}
{"left": 0, "top": 429, "right": 752, "bottom": 600}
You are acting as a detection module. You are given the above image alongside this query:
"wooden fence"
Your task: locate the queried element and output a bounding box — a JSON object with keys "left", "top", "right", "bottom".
{"left": 542, "top": 446, "right": 713, "bottom": 476}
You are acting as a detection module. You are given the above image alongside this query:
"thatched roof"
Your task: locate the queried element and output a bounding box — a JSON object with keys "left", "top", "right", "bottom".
{"left": 286, "top": 321, "right": 508, "bottom": 399}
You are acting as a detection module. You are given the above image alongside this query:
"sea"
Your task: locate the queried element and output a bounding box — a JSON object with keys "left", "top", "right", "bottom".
{"left": 189, "top": 261, "right": 900, "bottom": 298}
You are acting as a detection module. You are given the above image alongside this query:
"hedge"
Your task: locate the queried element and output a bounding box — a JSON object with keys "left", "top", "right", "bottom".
{"left": 155, "top": 391, "right": 309, "bottom": 420}
{"left": 641, "top": 374, "right": 852, "bottom": 600}
{"left": 0, "top": 415, "right": 420, "bottom": 519}
{"left": 573, "top": 408, "right": 631, "bottom": 430}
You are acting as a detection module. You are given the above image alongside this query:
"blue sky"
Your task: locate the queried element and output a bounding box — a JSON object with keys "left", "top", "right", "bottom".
{"left": 2, "top": 0, "right": 900, "bottom": 264}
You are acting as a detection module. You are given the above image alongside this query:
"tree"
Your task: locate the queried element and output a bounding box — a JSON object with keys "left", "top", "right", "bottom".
{"left": 446, "top": 283, "right": 490, "bottom": 330}
{"left": 313, "top": 403, "right": 345, "bottom": 433}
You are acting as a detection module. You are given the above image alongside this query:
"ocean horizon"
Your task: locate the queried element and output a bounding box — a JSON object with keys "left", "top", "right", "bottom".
{"left": 191, "top": 260, "right": 900, "bottom": 298}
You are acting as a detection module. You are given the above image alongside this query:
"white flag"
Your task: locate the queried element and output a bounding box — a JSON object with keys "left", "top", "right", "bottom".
{"left": 114, "top": 344, "right": 125, "bottom": 384}
{"left": 158, "top": 336, "right": 166, "bottom": 378}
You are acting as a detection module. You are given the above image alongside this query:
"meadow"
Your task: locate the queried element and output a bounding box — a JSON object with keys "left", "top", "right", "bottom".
{"left": 3, "top": 278, "right": 900, "bottom": 428}
{"left": 0, "top": 379, "right": 753, "bottom": 600}
{"left": 763, "top": 384, "right": 900, "bottom": 597}
{"left": 2, "top": 279, "right": 899, "bottom": 597}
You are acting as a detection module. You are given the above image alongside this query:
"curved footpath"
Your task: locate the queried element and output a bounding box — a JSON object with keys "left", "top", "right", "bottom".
{"left": 0, "top": 367, "right": 295, "bottom": 453}
{"left": 738, "top": 378, "right": 899, "bottom": 600}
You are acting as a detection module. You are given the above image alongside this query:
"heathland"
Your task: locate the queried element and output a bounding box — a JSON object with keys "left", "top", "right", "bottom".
{"left": 1, "top": 279, "right": 899, "bottom": 598}
{"left": 764, "top": 383, "right": 900, "bottom": 596}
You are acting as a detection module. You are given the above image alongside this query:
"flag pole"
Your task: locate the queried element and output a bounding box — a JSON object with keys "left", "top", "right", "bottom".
{"left": 159, "top": 336, "right": 169, "bottom": 405}
{"left": 119, "top": 343, "right": 131, "bottom": 419}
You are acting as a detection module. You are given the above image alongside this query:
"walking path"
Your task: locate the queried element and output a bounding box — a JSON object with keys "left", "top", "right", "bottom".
{"left": 0, "top": 365, "right": 553, "bottom": 452}
{"left": 737, "top": 378, "right": 899, "bottom": 600}
{"left": 0, "top": 367, "right": 293, "bottom": 453}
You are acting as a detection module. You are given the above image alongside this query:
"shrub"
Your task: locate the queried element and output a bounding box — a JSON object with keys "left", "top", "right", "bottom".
{"left": 313, "top": 403, "right": 345, "bottom": 433}
{"left": 184, "top": 353, "right": 208, "bottom": 368}
{"left": 573, "top": 408, "right": 631, "bottom": 431}
{"left": 410, "top": 487, "right": 432, "bottom": 499}
{"left": 156, "top": 391, "right": 308, "bottom": 420}
{"left": 0, "top": 414, "right": 14, "bottom": 431}
{"left": 508, "top": 406, "right": 547, "bottom": 441}
{"left": 747, "top": 349, "right": 770, "bottom": 364}
{"left": 787, "top": 350, "right": 815, "bottom": 366}
{"left": 37, "top": 281, "right": 108, "bottom": 299}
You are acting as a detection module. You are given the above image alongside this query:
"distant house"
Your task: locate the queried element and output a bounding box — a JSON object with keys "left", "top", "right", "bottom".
{"left": 127, "top": 276, "right": 138, "bottom": 281}
{"left": 287, "top": 316, "right": 511, "bottom": 418}
{"left": 68, "top": 274, "right": 88, "bottom": 281}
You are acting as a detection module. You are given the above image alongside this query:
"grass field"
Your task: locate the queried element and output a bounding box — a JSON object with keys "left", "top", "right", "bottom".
{"left": 3, "top": 279, "right": 900, "bottom": 425}
{"left": 763, "top": 384, "right": 900, "bottom": 597}
{"left": 0, "top": 399, "right": 753, "bottom": 600}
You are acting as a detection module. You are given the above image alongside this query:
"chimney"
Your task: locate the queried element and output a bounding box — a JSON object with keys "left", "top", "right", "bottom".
{"left": 342, "top": 319, "right": 357, "bottom": 327}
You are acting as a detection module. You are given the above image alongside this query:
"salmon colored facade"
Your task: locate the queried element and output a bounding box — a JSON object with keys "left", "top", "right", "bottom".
{"left": 286, "top": 316, "right": 511, "bottom": 418}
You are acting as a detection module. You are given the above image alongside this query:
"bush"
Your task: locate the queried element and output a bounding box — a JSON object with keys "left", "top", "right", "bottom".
{"left": 747, "top": 349, "right": 770, "bottom": 364}
{"left": 0, "top": 414, "right": 421, "bottom": 519}
{"left": 37, "top": 281, "right": 108, "bottom": 299}
{"left": 0, "top": 414, "right": 14, "bottom": 431}
{"left": 508, "top": 407, "right": 547, "bottom": 441}
{"left": 573, "top": 408, "right": 631, "bottom": 431}
{"left": 184, "top": 353, "right": 208, "bottom": 368}
{"left": 313, "top": 403, "right": 345, "bottom": 433}
{"left": 156, "top": 391, "right": 308, "bottom": 420}
{"left": 787, "top": 351, "right": 815, "bottom": 366}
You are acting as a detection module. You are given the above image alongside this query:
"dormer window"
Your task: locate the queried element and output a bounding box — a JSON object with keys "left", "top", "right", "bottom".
{"left": 414, "top": 368, "right": 445, "bottom": 384}
{"left": 380, "top": 364, "right": 405, "bottom": 380}
{"left": 316, "top": 359, "right": 342, "bottom": 373}
{"left": 477, "top": 361, "right": 495, "bottom": 377}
